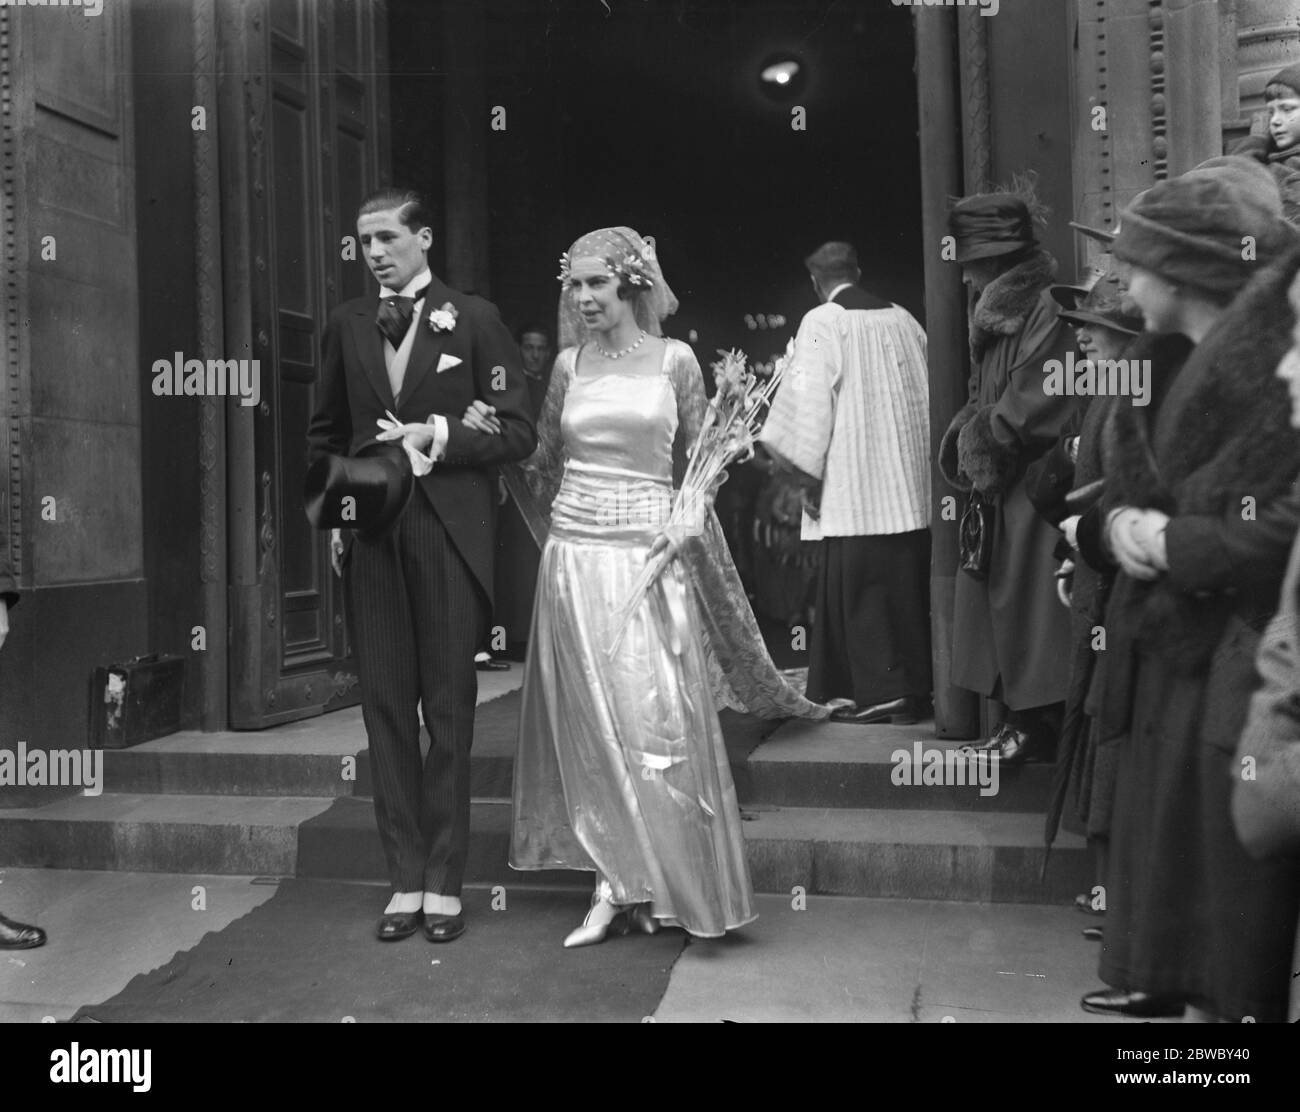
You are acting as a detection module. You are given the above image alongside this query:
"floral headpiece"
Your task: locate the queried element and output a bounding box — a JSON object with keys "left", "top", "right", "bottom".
{"left": 556, "top": 249, "right": 656, "bottom": 288}
{"left": 557, "top": 227, "right": 658, "bottom": 289}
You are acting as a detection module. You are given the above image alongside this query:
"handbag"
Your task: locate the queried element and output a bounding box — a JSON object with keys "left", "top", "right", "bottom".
{"left": 959, "top": 489, "right": 994, "bottom": 579}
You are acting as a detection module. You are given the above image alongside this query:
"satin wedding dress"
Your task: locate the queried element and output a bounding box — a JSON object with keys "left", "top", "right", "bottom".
{"left": 507, "top": 338, "right": 826, "bottom": 937}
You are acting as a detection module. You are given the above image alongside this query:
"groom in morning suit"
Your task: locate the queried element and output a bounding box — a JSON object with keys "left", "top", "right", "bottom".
{"left": 307, "top": 188, "right": 536, "bottom": 942}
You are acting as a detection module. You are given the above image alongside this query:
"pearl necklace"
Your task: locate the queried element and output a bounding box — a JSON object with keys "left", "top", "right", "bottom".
{"left": 595, "top": 329, "right": 647, "bottom": 360}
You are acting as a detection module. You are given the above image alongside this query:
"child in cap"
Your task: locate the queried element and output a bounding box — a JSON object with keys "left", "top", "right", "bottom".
{"left": 1232, "top": 63, "right": 1300, "bottom": 226}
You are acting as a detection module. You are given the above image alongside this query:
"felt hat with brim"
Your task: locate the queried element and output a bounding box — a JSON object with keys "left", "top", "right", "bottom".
{"left": 1050, "top": 259, "right": 1110, "bottom": 311}
{"left": 1058, "top": 301, "right": 1143, "bottom": 336}
{"left": 1049, "top": 283, "right": 1092, "bottom": 311}
{"left": 304, "top": 439, "right": 414, "bottom": 539}
{"left": 1069, "top": 219, "right": 1117, "bottom": 245}
{"left": 948, "top": 194, "right": 1037, "bottom": 263}
{"left": 1054, "top": 270, "right": 1143, "bottom": 335}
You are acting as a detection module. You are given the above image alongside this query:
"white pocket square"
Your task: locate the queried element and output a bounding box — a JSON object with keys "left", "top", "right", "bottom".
{"left": 436, "top": 354, "right": 463, "bottom": 373}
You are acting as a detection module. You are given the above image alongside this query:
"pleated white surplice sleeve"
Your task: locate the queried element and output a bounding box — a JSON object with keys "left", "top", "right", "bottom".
{"left": 761, "top": 303, "right": 931, "bottom": 538}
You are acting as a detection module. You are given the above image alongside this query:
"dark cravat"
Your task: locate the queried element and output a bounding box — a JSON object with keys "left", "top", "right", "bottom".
{"left": 376, "top": 284, "right": 430, "bottom": 349}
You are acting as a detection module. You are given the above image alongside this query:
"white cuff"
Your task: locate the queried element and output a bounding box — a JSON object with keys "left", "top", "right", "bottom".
{"left": 427, "top": 414, "right": 450, "bottom": 462}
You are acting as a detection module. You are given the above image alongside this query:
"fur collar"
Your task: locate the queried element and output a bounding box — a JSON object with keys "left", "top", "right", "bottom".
{"left": 969, "top": 247, "right": 1057, "bottom": 358}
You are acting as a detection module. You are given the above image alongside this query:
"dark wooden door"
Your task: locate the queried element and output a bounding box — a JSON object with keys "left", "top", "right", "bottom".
{"left": 222, "top": 0, "right": 390, "bottom": 727}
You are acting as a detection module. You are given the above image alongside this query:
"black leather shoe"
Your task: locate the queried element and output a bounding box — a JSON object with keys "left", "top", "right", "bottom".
{"left": 423, "top": 913, "right": 466, "bottom": 943}
{"left": 958, "top": 722, "right": 1013, "bottom": 754}
{"left": 0, "top": 913, "right": 46, "bottom": 950}
{"left": 1080, "top": 988, "right": 1184, "bottom": 1018}
{"left": 831, "top": 696, "right": 930, "bottom": 725}
{"left": 995, "top": 724, "right": 1035, "bottom": 766}
{"left": 376, "top": 910, "right": 423, "bottom": 942}
{"left": 1082, "top": 926, "right": 1103, "bottom": 942}
{"left": 476, "top": 658, "right": 511, "bottom": 672}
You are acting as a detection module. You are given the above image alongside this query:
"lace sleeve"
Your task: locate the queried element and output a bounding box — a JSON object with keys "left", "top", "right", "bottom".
{"left": 669, "top": 341, "right": 708, "bottom": 488}
{"left": 523, "top": 348, "right": 574, "bottom": 521}
{"left": 499, "top": 349, "right": 572, "bottom": 549}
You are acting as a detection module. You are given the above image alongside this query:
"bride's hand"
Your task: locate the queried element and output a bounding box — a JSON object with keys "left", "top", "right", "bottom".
{"left": 462, "top": 399, "right": 501, "bottom": 435}
{"left": 648, "top": 523, "right": 690, "bottom": 564}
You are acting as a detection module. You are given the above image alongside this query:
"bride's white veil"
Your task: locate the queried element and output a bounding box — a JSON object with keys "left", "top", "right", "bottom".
{"left": 556, "top": 226, "right": 679, "bottom": 349}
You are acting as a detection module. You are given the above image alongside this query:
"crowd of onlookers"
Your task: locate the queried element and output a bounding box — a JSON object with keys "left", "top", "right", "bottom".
{"left": 934, "top": 64, "right": 1300, "bottom": 1022}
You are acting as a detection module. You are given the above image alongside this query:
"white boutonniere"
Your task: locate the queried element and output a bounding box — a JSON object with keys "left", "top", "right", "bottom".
{"left": 427, "top": 301, "right": 458, "bottom": 333}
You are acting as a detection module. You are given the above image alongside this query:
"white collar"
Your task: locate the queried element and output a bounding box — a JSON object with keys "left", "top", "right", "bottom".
{"left": 380, "top": 267, "right": 433, "bottom": 300}
{"left": 825, "top": 282, "right": 854, "bottom": 304}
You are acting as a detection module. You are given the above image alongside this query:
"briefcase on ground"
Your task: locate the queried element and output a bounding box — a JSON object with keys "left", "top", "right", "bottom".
{"left": 89, "top": 653, "right": 186, "bottom": 749}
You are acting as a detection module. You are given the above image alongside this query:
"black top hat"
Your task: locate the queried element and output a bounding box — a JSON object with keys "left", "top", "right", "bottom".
{"left": 304, "top": 440, "right": 415, "bottom": 539}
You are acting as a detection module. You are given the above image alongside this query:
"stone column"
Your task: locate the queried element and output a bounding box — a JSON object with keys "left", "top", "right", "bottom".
{"left": 916, "top": 10, "right": 980, "bottom": 739}
{"left": 1074, "top": 0, "right": 1223, "bottom": 239}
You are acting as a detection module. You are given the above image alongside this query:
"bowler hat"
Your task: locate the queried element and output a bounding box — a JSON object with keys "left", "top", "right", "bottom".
{"left": 304, "top": 440, "right": 414, "bottom": 539}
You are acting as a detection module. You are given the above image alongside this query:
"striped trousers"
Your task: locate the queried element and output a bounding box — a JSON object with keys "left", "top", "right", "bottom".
{"left": 345, "top": 490, "right": 487, "bottom": 894}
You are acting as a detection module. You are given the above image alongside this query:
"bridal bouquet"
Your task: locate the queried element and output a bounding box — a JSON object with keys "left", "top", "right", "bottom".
{"left": 607, "top": 344, "right": 792, "bottom": 657}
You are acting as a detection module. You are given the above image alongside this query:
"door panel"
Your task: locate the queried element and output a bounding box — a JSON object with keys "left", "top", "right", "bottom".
{"left": 225, "top": 0, "right": 387, "bottom": 727}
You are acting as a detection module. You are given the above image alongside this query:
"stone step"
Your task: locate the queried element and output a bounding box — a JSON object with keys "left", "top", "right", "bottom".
{"left": 100, "top": 722, "right": 362, "bottom": 800}
{"left": 297, "top": 798, "right": 1086, "bottom": 903}
{"left": 0, "top": 792, "right": 335, "bottom": 876}
{"left": 743, "top": 720, "right": 1054, "bottom": 812}
{"left": 99, "top": 704, "right": 1053, "bottom": 813}
{"left": 0, "top": 792, "right": 1086, "bottom": 902}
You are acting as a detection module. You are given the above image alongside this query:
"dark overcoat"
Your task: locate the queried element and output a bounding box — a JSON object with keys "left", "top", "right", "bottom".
{"left": 1094, "top": 243, "right": 1300, "bottom": 1021}
{"left": 939, "top": 248, "right": 1080, "bottom": 710}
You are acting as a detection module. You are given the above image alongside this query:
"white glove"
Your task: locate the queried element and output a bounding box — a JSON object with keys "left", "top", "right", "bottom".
{"left": 375, "top": 414, "right": 440, "bottom": 476}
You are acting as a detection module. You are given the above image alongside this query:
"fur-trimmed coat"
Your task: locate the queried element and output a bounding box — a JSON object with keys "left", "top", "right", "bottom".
{"left": 1091, "top": 246, "right": 1300, "bottom": 1023}
{"left": 1095, "top": 243, "right": 1300, "bottom": 748}
{"left": 938, "top": 248, "right": 1079, "bottom": 708}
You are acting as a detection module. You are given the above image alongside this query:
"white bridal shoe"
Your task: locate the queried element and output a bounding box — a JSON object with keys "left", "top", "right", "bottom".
{"left": 627, "top": 903, "right": 660, "bottom": 935}
{"left": 563, "top": 899, "right": 629, "bottom": 948}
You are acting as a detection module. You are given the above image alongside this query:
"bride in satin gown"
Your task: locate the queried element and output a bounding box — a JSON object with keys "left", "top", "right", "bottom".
{"left": 468, "top": 228, "right": 826, "bottom": 946}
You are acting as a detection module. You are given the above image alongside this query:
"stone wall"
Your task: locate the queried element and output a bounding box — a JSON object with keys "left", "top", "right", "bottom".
{"left": 0, "top": 0, "right": 147, "bottom": 764}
